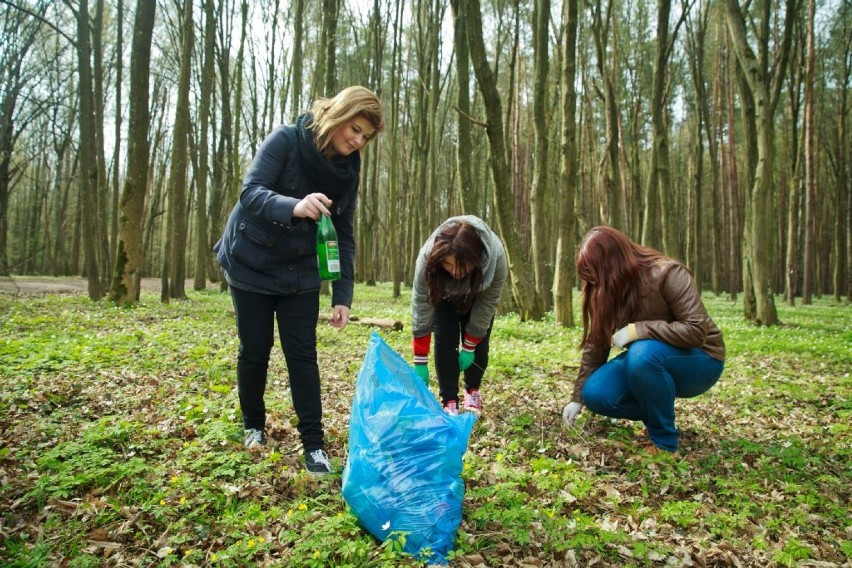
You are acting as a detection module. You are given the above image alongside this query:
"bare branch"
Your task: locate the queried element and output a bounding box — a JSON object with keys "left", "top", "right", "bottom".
{"left": 452, "top": 105, "right": 487, "bottom": 128}
{"left": 0, "top": 0, "right": 76, "bottom": 46}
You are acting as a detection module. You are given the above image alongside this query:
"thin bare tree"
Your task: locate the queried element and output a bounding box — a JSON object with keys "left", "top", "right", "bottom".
{"left": 802, "top": 0, "right": 816, "bottom": 304}
{"left": 388, "top": 0, "right": 403, "bottom": 297}
{"left": 291, "top": 0, "right": 304, "bottom": 116}
{"left": 193, "top": 0, "right": 216, "bottom": 291}
{"left": 110, "top": 0, "right": 123, "bottom": 272}
{"left": 589, "top": 0, "right": 624, "bottom": 231}
{"left": 69, "top": 0, "right": 103, "bottom": 299}
{"left": 828, "top": 3, "right": 850, "bottom": 302}
{"left": 641, "top": 0, "right": 689, "bottom": 256}
{"left": 162, "top": 0, "right": 194, "bottom": 301}
{"left": 463, "top": 0, "right": 544, "bottom": 320}
{"left": 530, "top": 0, "right": 552, "bottom": 310}
{"left": 553, "top": 0, "right": 579, "bottom": 327}
{"left": 0, "top": 1, "right": 49, "bottom": 276}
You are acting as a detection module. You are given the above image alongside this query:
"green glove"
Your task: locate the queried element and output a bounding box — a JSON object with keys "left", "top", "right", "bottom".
{"left": 458, "top": 349, "right": 475, "bottom": 371}
{"left": 414, "top": 363, "right": 429, "bottom": 385}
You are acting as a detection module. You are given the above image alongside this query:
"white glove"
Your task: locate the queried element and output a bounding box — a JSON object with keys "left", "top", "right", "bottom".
{"left": 611, "top": 323, "right": 638, "bottom": 349}
{"left": 562, "top": 402, "right": 583, "bottom": 427}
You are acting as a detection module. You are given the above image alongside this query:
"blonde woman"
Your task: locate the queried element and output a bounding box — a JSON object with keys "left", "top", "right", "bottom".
{"left": 215, "top": 87, "right": 385, "bottom": 474}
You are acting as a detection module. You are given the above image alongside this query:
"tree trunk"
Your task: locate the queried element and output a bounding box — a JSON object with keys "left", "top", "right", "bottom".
{"left": 110, "top": 0, "right": 155, "bottom": 304}
{"left": 110, "top": 0, "right": 123, "bottom": 277}
{"left": 52, "top": 103, "right": 76, "bottom": 276}
{"left": 292, "top": 0, "right": 304, "bottom": 116}
{"left": 802, "top": 0, "right": 816, "bottom": 304}
{"left": 591, "top": 0, "right": 623, "bottom": 232}
{"left": 832, "top": 9, "right": 850, "bottom": 302}
{"left": 784, "top": 30, "right": 804, "bottom": 306}
{"left": 164, "top": 0, "right": 194, "bottom": 301}
{"left": 723, "top": 0, "right": 797, "bottom": 325}
{"left": 389, "top": 0, "right": 403, "bottom": 297}
{"left": 193, "top": 0, "right": 216, "bottom": 291}
{"left": 554, "top": 0, "right": 579, "bottom": 327}
{"left": 221, "top": 0, "right": 248, "bottom": 291}
{"left": 92, "top": 0, "right": 111, "bottom": 281}
{"left": 643, "top": 0, "right": 673, "bottom": 253}
{"left": 463, "top": 0, "right": 544, "bottom": 321}
{"left": 426, "top": 0, "right": 443, "bottom": 231}
{"left": 530, "top": 0, "right": 552, "bottom": 310}
{"left": 707, "top": 12, "right": 724, "bottom": 294}
{"left": 0, "top": 5, "right": 44, "bottom": 275}
{"left": 75, "top": 0, "right": 103, "bottom": 300}
{"left": 686, "top": 7, "right": 710, "bottom": 285}
{"left": 323, "top": 0, "right": 339, "bottom": 95}
{"left": 451, "top": 0, "right": 476, "bottom": 216}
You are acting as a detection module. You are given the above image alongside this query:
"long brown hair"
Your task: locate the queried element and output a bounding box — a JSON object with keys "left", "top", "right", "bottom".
{"left": 424, "top": 221, "right": 484, "bottom": 312}
{"left": 576, "top": 226, "right": 665, "bottom": 350}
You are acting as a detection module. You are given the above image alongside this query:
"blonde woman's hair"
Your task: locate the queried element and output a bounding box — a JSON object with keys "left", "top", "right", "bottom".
{"left": 309, "top": 86, "right": 385, "bottom": 153}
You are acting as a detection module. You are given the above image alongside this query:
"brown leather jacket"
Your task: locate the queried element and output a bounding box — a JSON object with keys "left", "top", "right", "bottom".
{"left": 572, "top": 259, "right": 725, "bottom": 403}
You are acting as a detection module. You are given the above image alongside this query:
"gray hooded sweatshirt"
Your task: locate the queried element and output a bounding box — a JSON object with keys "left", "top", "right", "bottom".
{"left": 411, "top": 215, "right": 508, "bottom": 339}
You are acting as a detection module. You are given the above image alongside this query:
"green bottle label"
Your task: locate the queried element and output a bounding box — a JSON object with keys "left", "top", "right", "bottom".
{"left": 325, "top": 241, "right": 340, "bottom": 273}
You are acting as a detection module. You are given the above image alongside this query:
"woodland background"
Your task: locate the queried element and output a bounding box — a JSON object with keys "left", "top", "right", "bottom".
{"left": 0, "top": 0, "right": 850, "bottom": 324}
{"left": 1, "top": 1, "right": 851, "bottom": 566}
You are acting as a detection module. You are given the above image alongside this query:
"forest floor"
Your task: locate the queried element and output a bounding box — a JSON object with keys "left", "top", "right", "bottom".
{"left": 0, "top": 276, "right": 219, "bottom": 296}
{"left": 1, "top": 282, "right": 849, "bottom": 567}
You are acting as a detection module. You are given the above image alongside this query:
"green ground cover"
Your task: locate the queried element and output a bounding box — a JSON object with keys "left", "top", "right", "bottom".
{"left": 0, "top": 285, "right": 849, "bottom": 567}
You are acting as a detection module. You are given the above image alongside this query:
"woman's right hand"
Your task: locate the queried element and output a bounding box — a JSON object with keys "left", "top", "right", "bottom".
{"left": 293, "top": 193, "right": 331, "bottom": 220}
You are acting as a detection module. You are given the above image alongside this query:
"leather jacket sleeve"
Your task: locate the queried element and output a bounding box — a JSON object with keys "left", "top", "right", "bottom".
{"left": 634, "top": 264, "right": 710, "bottom": 349}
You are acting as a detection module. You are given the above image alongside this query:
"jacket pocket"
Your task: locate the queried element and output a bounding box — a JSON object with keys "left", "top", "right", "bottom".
{"left": 229, "top": 218, "right": 277, "bottom": 272}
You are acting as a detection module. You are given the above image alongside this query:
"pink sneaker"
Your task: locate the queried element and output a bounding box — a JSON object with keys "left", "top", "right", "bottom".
{"left": 443, "top": 400, "right": 459, "bottom": 416}
{"left": 463, "top": 389, "right": 482, "bottom": 414}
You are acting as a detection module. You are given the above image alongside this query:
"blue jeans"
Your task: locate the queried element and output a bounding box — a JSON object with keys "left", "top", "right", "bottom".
{"left": 581, "top": 339, "right": 723, "bottom": 451}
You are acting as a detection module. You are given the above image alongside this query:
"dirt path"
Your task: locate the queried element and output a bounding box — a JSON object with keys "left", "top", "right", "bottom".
{"left": 0, "top": 276, "right": 220, "bottom": 296}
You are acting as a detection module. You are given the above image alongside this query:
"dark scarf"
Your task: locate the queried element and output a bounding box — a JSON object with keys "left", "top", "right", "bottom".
{"left": 296, "top": 113, "right": 361, "bottom": 199}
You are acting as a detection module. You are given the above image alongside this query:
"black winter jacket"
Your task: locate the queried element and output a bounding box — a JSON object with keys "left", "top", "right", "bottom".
{"left": 214, "top": 119, "right": 358, "bottom": 307}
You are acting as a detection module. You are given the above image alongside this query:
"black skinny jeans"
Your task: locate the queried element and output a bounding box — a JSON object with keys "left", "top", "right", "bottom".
{"left": 434, "top": 300, "right": 493, "bottom": 405}
{"left": 230, "top": 286, "right": 324, "bottom": 451}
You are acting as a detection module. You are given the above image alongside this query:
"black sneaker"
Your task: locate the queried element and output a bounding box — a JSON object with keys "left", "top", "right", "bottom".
{"left": 243, "top": 428, "right": 266, "bottom": 449}
{"left": 304, "top": 448, "right": 333, "bottom": 475}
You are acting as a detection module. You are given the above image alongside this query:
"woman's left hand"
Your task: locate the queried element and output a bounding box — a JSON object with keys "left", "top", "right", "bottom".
{"left": 329, "top": 305, "right": 350, "bottom": 329}
{"left": 612, "top": 323, "right": 638, "bottom": 348}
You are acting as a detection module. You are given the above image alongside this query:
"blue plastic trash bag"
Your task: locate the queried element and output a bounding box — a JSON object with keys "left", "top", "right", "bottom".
{"left": 342, "top": 332, "right": 477, "bottom": 565}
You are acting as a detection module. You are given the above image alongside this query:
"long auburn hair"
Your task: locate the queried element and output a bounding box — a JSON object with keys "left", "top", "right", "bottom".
{"left": 424, "top": 221, "right": 484, "bottom": 312}
{"left": 309, "top": 86, "right": 385, "bottom": 154}
{"left": 576, "top": 226, "right": 666, "bottom": 350}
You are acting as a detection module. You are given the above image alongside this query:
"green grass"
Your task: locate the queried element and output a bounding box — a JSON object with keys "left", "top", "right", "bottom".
{"left": 0, "top": 284, "right": 849, "bottom": 566}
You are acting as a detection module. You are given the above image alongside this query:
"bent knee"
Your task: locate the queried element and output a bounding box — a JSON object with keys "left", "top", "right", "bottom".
{"left": 581, "top": 384, "right": 616, "bottom": 415}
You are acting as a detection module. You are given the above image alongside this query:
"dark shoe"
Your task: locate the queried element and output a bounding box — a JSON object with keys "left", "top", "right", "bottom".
{"left": 243, "top": 428, "right": 266, "bottom": 449}
{"left": 305, "top": 448, "right": 333, "bottom": 475}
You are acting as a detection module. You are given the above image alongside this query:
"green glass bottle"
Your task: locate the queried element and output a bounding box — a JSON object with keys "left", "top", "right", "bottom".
{"left": 317, "top": 214, "right": 341, "bottom": 281}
